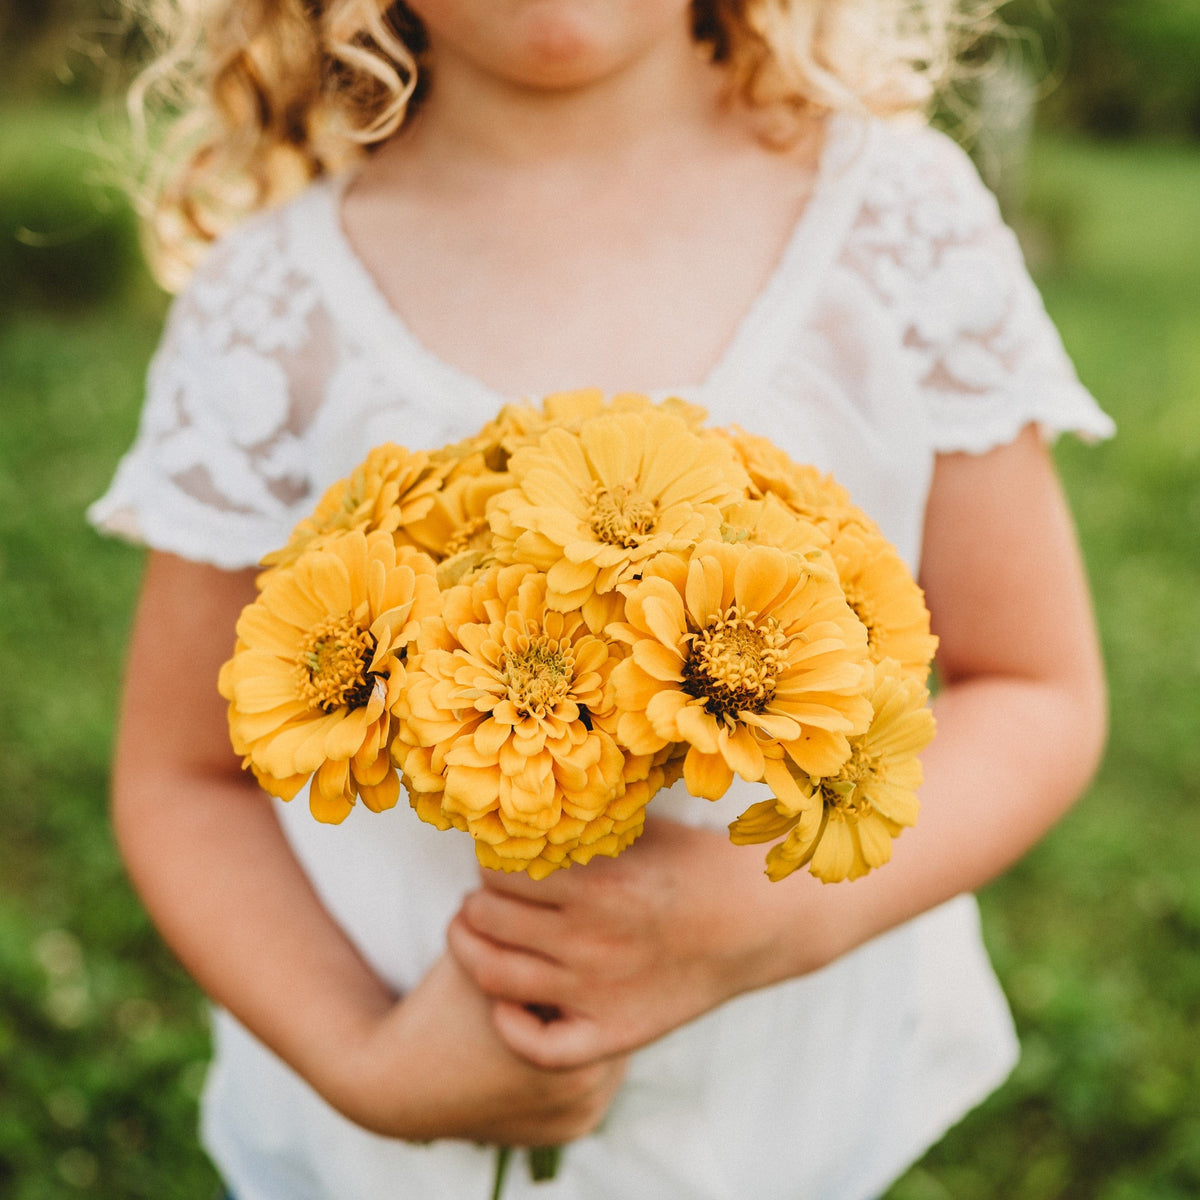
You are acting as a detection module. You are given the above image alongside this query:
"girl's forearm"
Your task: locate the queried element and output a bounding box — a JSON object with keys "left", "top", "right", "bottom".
{"left": 112, "top": 552, "right": 394, "bottom": 1105}
{"left": 760, "top": 668, "right": 1109, "bottom": 984}
{"left": 110, "top": 762, "right": 395, "bottom": 1106}
{"left": 113, "top": 767, "right": 629, "bottom": 1143}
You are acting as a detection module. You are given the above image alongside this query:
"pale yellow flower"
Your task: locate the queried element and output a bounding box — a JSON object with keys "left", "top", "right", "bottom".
{"left": 610, "top": 539, "right": 873, "bottom": 801}
{"left": 488, "top": 409, "right": 750, "bottom": 615}
{"left": 259, "top": 444, "right": 448, "bottom": 577}
{"left": 436, "top": 403, "right": 544, "bottom": 476}
{"left": 718, "top": 493, "right": 830, "bottom": 556}
{"left": 730, "top": 660, "right": 935, "bottom": 882}
{"left": 220, "top": 531, "right": 441, "bottom": 823}
{"left": 394, "top": 564, "right": 642, "bottom": 877}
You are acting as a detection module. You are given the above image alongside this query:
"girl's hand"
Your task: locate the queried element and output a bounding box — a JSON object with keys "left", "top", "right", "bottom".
{"left": 446, "top": 817, "right": 820, "bottom": 1070}
{"left": 333, "top": 954, "right": 628, "bottom": 1146}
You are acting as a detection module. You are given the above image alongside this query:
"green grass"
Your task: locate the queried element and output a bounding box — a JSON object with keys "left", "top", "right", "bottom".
{"left": 888, "top": 137, "right": 1200, "bottom": 1200}
{"left": 0, "top": 105, "right": 217, "bottom": 1200}
{"left": 2, "top": 106, "right": 1199, "bottom": 1198}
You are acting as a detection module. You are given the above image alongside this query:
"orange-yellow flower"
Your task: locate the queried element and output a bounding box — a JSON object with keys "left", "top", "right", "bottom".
{"left": 430, "top": 387, "right": 698, "bottom": 479}
{"left": 715, "top": 426, "right": 852, "bottom": 522}
{"left": 828, "top": 522, "right": 939, "bottom": 682}
{"left": 259, "top": 444, "right": 448, "bottom": 577}
{"left": 220, "top": 531, "right": 441, "bottom": 823}
{"left": 611, "top": 540, "right": 874, "bottom": 802}
{"left": 488, "top": 409, "right": 750, "bottom": 615}
{"left": 730, "top": 660, "right": 935, "bottom": 882}
{"left": 394, "top": 564, "right": 640, "bottom": 878}
{"left": 400, "top": 468, "right": 512, "bottom": 588}
{"left": 718, "top": 428, "right": 937, "bottom": 680}
{"left": 540, "top": 388, "right": 708, "bottom": 432}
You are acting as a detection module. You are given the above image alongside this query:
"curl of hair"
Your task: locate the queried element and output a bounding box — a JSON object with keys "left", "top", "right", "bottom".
{"left": 130, "top": 0, "right": 992, "bottom": 286}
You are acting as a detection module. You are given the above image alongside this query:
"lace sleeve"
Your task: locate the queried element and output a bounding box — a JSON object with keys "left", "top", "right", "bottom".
{"left": 88, "top": 215, "right": 328, "bottom": 569}
{"left": 845, "top": 123, "right": 1115, "bottom": 454}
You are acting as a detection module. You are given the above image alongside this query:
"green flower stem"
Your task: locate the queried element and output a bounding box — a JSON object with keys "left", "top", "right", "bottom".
{"left": 491, "top": 1147, "right": 512, "bottom": 1200}
{"left": 491, "top": 1145, "right": 563, "bottom": 1198}
{"left": 528, "top": 1145, "right": 562, "bottom": 1181}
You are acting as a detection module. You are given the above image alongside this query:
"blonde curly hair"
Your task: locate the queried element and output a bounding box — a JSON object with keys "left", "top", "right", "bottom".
{"left": 129, "top": 0, "right": 991, "bottom": 285}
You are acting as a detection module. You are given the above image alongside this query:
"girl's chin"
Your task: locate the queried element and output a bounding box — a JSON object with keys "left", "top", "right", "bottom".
{"left": 410, "top": 0, "right": 696, "bottom": 94}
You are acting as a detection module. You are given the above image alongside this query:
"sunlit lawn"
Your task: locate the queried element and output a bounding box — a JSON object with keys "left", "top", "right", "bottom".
{"left": 890, "top": 138, "right": 1200, "bottom": 1200}
{"left": 2, "top": 105, "right": 1198, "bottom": 1198}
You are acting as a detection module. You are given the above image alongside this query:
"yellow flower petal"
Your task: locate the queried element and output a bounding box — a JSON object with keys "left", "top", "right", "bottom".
{"left": 733, "top": 544, "right": 790, "bottom": 614}
{"left": 358, "top": 768, "right": 401, "bottom": 814}
{"left": 728, "top": 799, "right": 801, "bottom": 845}
{"left": 673, "top": 701, "right": 720, "bottom": 754}
{"left": 810, "top": 816, "right": 857, "bottom": 883}
{"left": 683, "top": 747, "right": 734, "bottom": 800}
{"left": 718, "top": 722, "right": 765, "bottom": 781}
{"left": 684, "top": 554, "right": 726, "bottom": 626}
{"left": 630, "top": 639, "right": 684, "bottom": 682}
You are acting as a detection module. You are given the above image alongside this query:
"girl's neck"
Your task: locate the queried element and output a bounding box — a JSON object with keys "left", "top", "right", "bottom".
{"left": 376, "top": 25, "right": 732, "bottom": 179}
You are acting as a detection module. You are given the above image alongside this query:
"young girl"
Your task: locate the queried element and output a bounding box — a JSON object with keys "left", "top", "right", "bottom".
{"left": 91, "top": 2, "right": 1114, "bottom": 1197}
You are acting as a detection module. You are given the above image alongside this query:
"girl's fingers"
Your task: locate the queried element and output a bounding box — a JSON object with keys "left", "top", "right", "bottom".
{"left": 458, "top": 888, "right": 562, "bottom": 955}
{"left": 490, "top": 999, "right": 614, "bottom": 1071}
{"left": 446, "top": 911, "right": 570, "bottom": 1007}
{"left": 478, "top": 865, "right": 569, "bottom": 905}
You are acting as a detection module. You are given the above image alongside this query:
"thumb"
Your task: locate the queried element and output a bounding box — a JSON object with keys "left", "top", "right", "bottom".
{"left": 491, "top": 999, "right": 615, "bottom": 1070}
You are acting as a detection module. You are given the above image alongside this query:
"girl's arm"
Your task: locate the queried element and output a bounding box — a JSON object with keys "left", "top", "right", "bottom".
{"left": 446, "top": 425, "right": 1109, "bottom": 1067}
{"left": 113, "top": 550, "right": 626, "bottom": 1145}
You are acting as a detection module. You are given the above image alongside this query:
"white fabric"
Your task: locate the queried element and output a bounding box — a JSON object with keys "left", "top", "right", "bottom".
{"left": 90, "top": 112, "right": 1113, "bottom": 1200}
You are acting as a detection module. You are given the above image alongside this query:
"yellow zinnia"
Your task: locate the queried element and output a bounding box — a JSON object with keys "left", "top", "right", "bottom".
{"left": 718, "top": 493, "right": 830, "bottom": 556}
{"left": 540, "top": 387, "right": 708, "bottom": 431}
{"left": 610, "top": 539, "right": 874, "bottom": 802}
{"left": 716, "top": 426, "right": 852, "bottom": 517}
{"left": 828, "top": 523, "right": 939, "bottom": 682}
{"left": 488, "top": 408, "right": 750, "bottom": 616}
{"left": 431, "top": 385, "right": 693, "bottom": 479}
{"left": 399, "top": 468, "right": 512, "bottom": 588}
{"left": 220, "top": 530, "right": 441, "bottom": 823}
{"left": 436, "top": 402, "right": 543, "bottom": 476}
{"left": 258, "top": 443, "right": 448, "bottom": 577}
{"left": 394, "top": 564, "right": 639, "bottom": 878}
{"left": 730, "top": 659, "right": 935, "bottom": 883}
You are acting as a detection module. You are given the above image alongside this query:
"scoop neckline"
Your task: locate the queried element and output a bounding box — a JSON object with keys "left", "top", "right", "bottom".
{"left": 302, "top": 111, "right": 877, "bottom": 412}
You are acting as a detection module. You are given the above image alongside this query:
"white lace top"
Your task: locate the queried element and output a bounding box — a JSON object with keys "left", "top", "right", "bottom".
{"left": 91, "top": 114, "right": 1113, "bottom": 1200}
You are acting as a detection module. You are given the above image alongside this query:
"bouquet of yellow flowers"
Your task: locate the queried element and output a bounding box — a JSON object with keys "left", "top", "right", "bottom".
{"left": 220, "top": 390, "right": 937, "bottom": 888}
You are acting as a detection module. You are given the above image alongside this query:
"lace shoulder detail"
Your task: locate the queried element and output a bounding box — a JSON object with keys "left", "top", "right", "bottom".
{"left": 841, "top": 121, "right": 1114, "bottom": 452}
{"left": 89, "top": 202, "right": 333, "bottom": 569}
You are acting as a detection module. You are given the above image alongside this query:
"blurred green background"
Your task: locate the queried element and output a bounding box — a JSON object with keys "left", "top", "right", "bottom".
{"left": 2, "top": 1, "right": 1199, "bottom": 1197}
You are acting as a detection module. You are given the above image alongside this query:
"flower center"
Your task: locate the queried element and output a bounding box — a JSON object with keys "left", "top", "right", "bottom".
{"left": 589, "top": 484, "right": 658, "bottom": 548}
{"left": 502, "top": 636, "right": 574, "bottom": 718}
{"left": 444, "top": 516, "right": 490, "bottom": 558}
{"left": 295, "top": 614, "right": 380, "bottom": 712}
{"left": 682, "top": 605, "right": 786, "bottom": 720}
{"left": 843, "top": 590, "right": 879, "bottom": 653}
{"left": 339, "top": 482, "right": 366, "bottom": 517}
{"left": 820, "top": 747, "right": 878, "bottom": 814}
